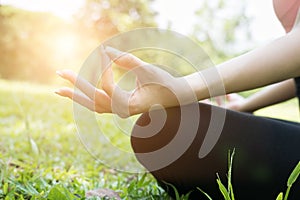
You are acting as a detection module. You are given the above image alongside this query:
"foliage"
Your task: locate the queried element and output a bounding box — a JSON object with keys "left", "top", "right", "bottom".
{"left": 0, "top": 80, "right": 167, "bottom": 199}
{"left": 0, "top": 6, "right": 63, "bottom": 82}
{"left": 0, "top": 5, "right": 91, "bottom": 83}
{"left": 192, "top": 0, "right": 252, "bottom": 63}
{"left": 0, "top": 0, "right": 255, "bottom": 84}
{"left": 75, "top": 0, "right": 157, "bottom": 40}
{"left": 0, "top": 80, "right": 300, "bottom": 199}
{"left": 198, "top": 150, "right": 300, "bottom": 200}
{"left": 0, "top": 0, "right": 157, "bottom": 84}
{"left": 276, "top": 162, "right": 300, "bottom": 200}
{"left": 215, "top": 149, "right": 235, "bottom": 200}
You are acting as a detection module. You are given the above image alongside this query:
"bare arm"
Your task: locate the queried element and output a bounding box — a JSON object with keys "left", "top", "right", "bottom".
{"left": 225, "top": 79, "right": 296, "bottom": 113}
{"left": 186, "top": 26, "right": 300, "bottom": 101}
{"left": 56, "top": 27, "right": 300, "bottom": 117}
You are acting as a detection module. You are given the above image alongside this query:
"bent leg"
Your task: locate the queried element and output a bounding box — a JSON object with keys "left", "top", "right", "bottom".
{"left": 131, "top": 103, "right": 300, "bottom": 200}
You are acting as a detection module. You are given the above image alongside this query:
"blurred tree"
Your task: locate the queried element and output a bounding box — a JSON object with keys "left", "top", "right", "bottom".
{"left": 74, "top": 0, "right": 157, "bottom": 41}
{"left": 192, "top": 0, "right": 252, "bottom": 63}
{"left": 73, "top": 0, "right": 158, "bottom": 84}
{"left": 0, "top": 6, "right": 75, "bottom": 83}
{"left": 0, "top": 0, "right": 157, "bottom": 84}
{"left": 0, "top": 0, "right": 252, "bottom": 83}
{"left": 0, "top": 6, "right": 54, "bottom": 82}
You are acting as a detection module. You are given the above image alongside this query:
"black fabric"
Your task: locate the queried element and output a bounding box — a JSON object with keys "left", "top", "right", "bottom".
{"left": 295, "top": 77, "right": 300, "bottom": 102}
{"left": 131, "top": 103, "right": 300, "bottom": 200}
{"left": 294, "top": 77, "right": 300, "bottom": 109}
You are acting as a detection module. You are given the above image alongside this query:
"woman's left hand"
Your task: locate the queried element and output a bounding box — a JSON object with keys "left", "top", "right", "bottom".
{"left": 55, "top": 46, "right": 198, "bottom": 118}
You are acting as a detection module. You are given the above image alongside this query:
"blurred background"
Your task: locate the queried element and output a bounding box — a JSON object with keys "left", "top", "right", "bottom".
{"left": 0, "top": 2, "right": 298, "bottom": 199}
{"left": 0, "top": 0, "right": 284, "bottom": 84}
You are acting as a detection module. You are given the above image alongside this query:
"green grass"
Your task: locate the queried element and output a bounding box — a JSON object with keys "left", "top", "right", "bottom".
{"left": 255, "top": 99, "right": 299, "bottom": 122}
{"left": 0, "top": 80, "right": 299, "bottom": 200}
{"left": 240, "top": 89, "right": 299, "bottom": 122}
{"left": 0, "top": 80, "right": 169, "bottom": 199}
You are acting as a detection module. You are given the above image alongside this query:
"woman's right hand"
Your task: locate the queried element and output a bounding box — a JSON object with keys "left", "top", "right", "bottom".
{"left": 223, "top": 93, "right": 247, "bottom": 111}
{"left": 214, "top": 93, "right": 248, "bottom": 112}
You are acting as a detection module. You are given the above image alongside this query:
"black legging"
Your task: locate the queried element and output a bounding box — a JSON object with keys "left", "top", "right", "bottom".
{"left": 131, "top": 103, "right": 300, "bottom": 200}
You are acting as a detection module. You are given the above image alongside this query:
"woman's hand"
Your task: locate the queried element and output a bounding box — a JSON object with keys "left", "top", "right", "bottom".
{"left": 216, "top": 94, "right": 247, "bottom": 112}
{"left": 200, "top": 94, "right": 248, "bottom": 112}
{"left": 55, "top": 46, "right": 198, "bottom": 118}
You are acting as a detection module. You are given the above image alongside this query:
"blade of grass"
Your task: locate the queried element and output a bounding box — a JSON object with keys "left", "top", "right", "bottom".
{"left": 13, "top": 92, "right": 39, "bottom": 156}
{"left": 162, "top": 181, "right": 180, "bottom": 200}
{"left": 284, "top": 161, "right": 300, "bottom": 200}
{"left": 197, "top": 187, "right": 213, "bottom": 200}
{"left": 216, "top": 173, "right": 231, "bottom": 200}
{"left": 287, "top": 161, "right": 300, "bottom": 187}
{"left": 228, "top": 149, "right": 235, "bottom": 200}
{"left": 276, "top": 192, "right": 283, "bottom": 200}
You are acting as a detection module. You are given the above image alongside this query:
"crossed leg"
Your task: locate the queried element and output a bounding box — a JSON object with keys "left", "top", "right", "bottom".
{"left": 131, "top": 103, "right": 300, "bottom": 200}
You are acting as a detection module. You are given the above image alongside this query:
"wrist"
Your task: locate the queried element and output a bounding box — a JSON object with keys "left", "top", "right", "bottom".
{"left": 183, "top": 72, "right": 210, "bottom": 101}
{"left": 237, "top": 99, "right": 255, "bottom": 113}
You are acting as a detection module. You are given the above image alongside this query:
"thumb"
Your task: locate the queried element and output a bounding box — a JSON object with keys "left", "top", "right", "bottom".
{"left": 100, "top": 45, "right": 115, "bottom": 97}
{"left": 105, "top": 46, "right": 146, "bottom": 70}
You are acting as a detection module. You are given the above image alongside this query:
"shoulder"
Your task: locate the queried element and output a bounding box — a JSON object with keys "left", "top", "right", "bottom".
{"left": 273, "top": 0, "right": 300, "bottom": 32}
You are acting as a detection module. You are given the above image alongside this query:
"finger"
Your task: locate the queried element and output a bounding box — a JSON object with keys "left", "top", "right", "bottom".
{"left": 94, "top": 89, "right": 112, "bottom": 112}
{"left": 55, "top": 87, "right": 95, "bottom": 111}
{"left": 56, "top": 69, "right": 76, "bottom": 84}
{"left": 225, "top": 94, "right": 231, "bottom": 102}
{"left": 100, "top": 45, "right": 111, "bottom": 71}
{"left": 200, "top": 99, "right": 212, "bottom": 104}
{"left": 99, "top": 46, "right": 116, "bottom": 97}
{"left": 55, "top": 87, "right": 109, "bottom": 113}
{"left": 105, "top": 46, "right": 146, "bottom": 70}
{"left": 226, "top": 94, "right": 238, "bottom": 101}
{"left": 100, "top": 67, "right": 115, "bottom": 97}
{"left": 110, "top": 90, "right": 132, "bottom": 118}
{"left": 57, "top": 69, "right": 98, "bottom": 100}
{"left": 136, "top": 78, "right": 141, "bottom": 88}
{"left": 227, "top": 93, "right": 243, "bottom": 101}
{"left": 215, "top": 96, "right": 224, "bottom": 106}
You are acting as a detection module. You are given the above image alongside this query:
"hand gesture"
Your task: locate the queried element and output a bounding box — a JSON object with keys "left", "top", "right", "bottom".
{"left": 55, "top": 46, "right": 198, "bottom": 118}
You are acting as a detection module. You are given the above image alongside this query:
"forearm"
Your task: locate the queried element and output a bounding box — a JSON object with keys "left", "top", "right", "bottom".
{"left": 238, "top": 79, "right": 296, "bottom": 113}
{"left": 186, "top": 26, "right": 300, "bottom": 100}
{"left": 219, "top": 30, "right": 300, "bottom": 94}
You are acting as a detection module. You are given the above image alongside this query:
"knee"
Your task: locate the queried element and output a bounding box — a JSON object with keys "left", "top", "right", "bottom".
{"left": 130, "top": 103, "right": 212, "bottom": 155}
{"left": 130, "top": 106, "right": 182, "bottom": 155}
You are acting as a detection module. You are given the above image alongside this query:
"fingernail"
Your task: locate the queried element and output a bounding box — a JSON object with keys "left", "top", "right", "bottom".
{"left": 54, "top": 89, "right": 62, "bottom": 95}
{"left": 105, "top": 46, "right": 123, "bottom": 58}
{"left": 99, "top": 45, "right": 104, "bottom": 53}
{"left": 100, "top": 45, "right": 109, "bottom": 59}
{"left": 56, "top": 70, "right": 63, "bottom": 76}
{"left": 100, "top": 44, "right": 105, "bottom": 51}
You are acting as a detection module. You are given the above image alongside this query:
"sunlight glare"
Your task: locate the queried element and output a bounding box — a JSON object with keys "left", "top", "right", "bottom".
{"left": 54, "top": 34, "right": 77, "bottom": 61}
{"left": 1, "top": 0, "right": 85, "bottom": 20}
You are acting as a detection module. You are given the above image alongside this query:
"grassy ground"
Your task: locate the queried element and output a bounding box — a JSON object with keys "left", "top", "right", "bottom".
{"left": 254, "top": 98, "right": 299, "bottom": 122}
{"left": 0, "top": 80, "right": 169, "bottom": 200}
{"left": 239, "top": 89, "right": 299, "bottom": 122}
{"left": 0, "top": 80, "right": 299, "bottom": 200}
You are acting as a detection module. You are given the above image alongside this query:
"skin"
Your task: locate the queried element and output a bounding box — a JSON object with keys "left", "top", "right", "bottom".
{"left": 214, "top": 3, "right": 300, "bottom": 113}
{"left": 55, "top": 19, "right": 300, "bottom": 118}
{"left": 215, "top": 79, "right": 296, "bottom": 113}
